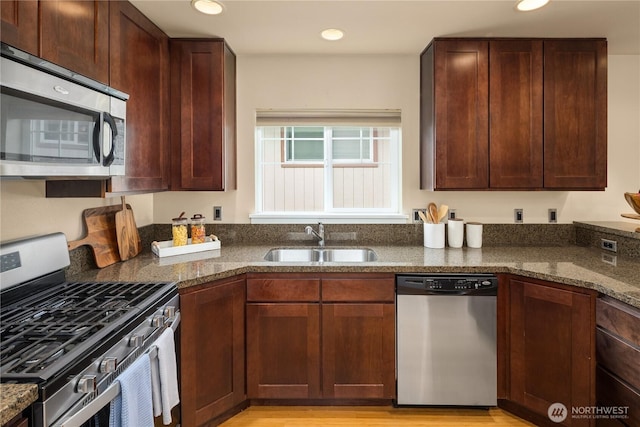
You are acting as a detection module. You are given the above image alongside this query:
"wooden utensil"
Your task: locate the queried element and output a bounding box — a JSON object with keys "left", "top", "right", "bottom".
{"left": 115, "top": 196, "right": 142, "bottom": 261}
{"left": 67, "top": 205, "right": 122, "bottom": 268}
{"left": 428, "top": 203, "right": 438, "bottom": 224}
{"left": 437, "top": 204, "right": 449, "bottom": 223}
{"left": 418, "top": 210, "right": 429, "bottom": 223}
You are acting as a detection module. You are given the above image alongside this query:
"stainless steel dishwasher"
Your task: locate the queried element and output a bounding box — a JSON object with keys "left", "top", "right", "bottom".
{"left": 396, "top": 274, "right": 498, "bottom": 407}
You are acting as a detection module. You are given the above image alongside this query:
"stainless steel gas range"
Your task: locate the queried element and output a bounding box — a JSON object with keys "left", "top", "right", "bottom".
{"left": 0, "top": 233, "right": 180, "bottom": 427}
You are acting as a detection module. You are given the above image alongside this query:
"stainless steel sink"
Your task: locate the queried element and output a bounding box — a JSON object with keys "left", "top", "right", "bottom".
{"left": 264, "top": 247, "right": 377, "bottom": 262}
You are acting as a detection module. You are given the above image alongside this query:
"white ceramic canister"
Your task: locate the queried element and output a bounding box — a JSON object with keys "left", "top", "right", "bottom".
{"left": 447, "top": 218, "right": 464, "bottom": 248}
{"left": 466, "top": 222, "right": 483, "bottom": 248}
{"left": 424, "top": 223, "right": 445, "bottom": 248}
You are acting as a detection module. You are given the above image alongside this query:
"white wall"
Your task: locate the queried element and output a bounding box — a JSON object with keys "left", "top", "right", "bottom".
{"left": 1, "top": 54, "right": 638, "bottom": 242}
{"left": 154, "top": 53, "right": 640, "bottom": 225}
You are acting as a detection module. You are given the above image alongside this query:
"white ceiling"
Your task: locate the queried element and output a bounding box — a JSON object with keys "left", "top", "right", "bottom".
{"left": 129, "top": 0, "right": 640, "bottom": 55}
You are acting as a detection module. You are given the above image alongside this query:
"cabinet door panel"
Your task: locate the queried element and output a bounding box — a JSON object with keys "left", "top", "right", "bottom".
{"left": 544, "top": 40, "right": 607, "bottom": 189}
{"left": 180, "top": 278, "right": 246, "bottom": 427}
{"left": 39, "top": 0, "right": 109, "bottom": 83}
{"left": 109, "top": 1, "right": 170, "bottom": 193}
{"left": 246, "top": 303, "right": 321, "bottom": 399}
{"left": 433, "top": 40, "right": 489, "bottom": 189}
{"left": 489, "top": 40, "right": 543, "bottom": 189}
{"left": 171, "top": 40, "right": 236, "bottom": 191}
{"left": 322, "top": 303, "right": 395, "bottom": 399}
{"left": 1, "top": 0, "right": 38, "bottom": 54}
{"left": 509, "top": 278, "right": 594, "bottom": 426}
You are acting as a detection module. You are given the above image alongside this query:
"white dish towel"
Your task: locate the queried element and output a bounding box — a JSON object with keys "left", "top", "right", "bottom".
{"left": 109, "top": 353, "right": 154, "bottom": 427}
{"left": 151, "top": 327, "right": 180, "bottom": 425}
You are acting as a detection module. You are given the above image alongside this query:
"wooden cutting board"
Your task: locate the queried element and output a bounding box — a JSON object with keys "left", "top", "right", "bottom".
{"left": 115, "top": 196, "right": 142, "bottom": 260}
{"left": 68, "top": 204, "right": 122, "bottom": 268}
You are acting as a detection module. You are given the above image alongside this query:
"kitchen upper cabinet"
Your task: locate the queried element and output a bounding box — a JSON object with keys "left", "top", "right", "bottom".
{"left": 108, "top": 0, "right": 171, "bottom": 193}
{"left": 39, "top": 0, "right": 110, "bottom": 84}
{"left": 543, "top": 40, "right": 607, "bottom": 190}
{"left": 501, "top": 275, "right": 596, "bottom": 426}
{"left": 420, "top": 38, "right": 607, "bottom": 191}
{"left": 170, "top": 39, "right": 237, "bottom": 191}
{"left": 0, "top": 0, "right": 38, "bottom": 55}
{"left": 420, "top": 39, "right": 489, "bottom": 190}
{"left": 245, "top": 273, "right": 395, "bottom": 401}
{"left": 180, "top": 276, "right": 246, "bottom": 427}
{"left": 489, "top": 40, "right": 544, "bottom": 189}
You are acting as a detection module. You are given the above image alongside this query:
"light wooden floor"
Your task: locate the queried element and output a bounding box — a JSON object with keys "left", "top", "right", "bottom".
{"left": 219, "top": 406, "right": 536, "bottom": 426}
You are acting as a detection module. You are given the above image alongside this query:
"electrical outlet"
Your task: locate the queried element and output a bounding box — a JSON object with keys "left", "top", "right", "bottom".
{"left": 449, "top": 209, "right": 456, "bottom": 220}
{"left": 514, "top": 208, "right": 523, "bottom": 223}
{"left": 601, "top": 238, "right": 617, "bottom": 252}
{"left": 213, "top": 206, "right": 223, "bottom": 221}
{"left": 412, "top": 209, "right": 426, "bottom": 223}
{"left": 548, "top": 208, "right": 557, "bottom": 223}
{"left": 601, "top": 253, "right": 617, "bottom": 266}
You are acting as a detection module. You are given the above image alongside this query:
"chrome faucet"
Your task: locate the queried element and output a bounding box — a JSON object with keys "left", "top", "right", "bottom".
{"left": 305, "top": 222, "right": 325, "bottom": 247}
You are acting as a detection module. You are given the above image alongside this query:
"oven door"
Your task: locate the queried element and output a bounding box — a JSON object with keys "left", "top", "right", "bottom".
{"left": 52, "top": 312, "right": 180, "bottom": 427}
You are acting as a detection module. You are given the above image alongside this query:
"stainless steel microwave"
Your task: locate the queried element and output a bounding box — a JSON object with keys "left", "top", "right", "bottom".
{"left": 0, "top": 43, "right": 128, "bottom": 178}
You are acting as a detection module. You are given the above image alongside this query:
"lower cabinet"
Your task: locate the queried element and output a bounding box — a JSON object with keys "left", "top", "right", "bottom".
{"left": 246, "top": 273, "right": 396, "bottom": 401}
{"left": 180, "top": 275, "right": 246, "bottom": 427}
{"left": 500, "top": 274, "right": 597, "bottom": 427}
{"left": 595, "top": 297, "right": 640, "bottom": 427}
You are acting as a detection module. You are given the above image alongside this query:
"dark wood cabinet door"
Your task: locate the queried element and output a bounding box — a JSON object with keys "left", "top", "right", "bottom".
{"left": 508, "top": 277, "right": 596, "bottom": 426}
{"left": 0, "top": 0, "right": 38, "bottom": 54}
{"left": 39, "top": 0, "right": 109, "bottom": 84}
{"left": 489, "top": 40, "right": 544, "bottom": 189}
{"left": 180, "top": 277, "right": 246, "bottom": 427}
{"left": 543, "top": 39, "right": 607, "bottom": 190}
{"left": 431, "top": 39, "right": 489, "bottom": 189}
{"left": 108, "top": 1, "right": 170, "bottom": 193}
{"left": 170, "top": 40, "right": 236, "bottom": 191}
{"left": 246, "top": 303, "right": 321, "bottom": 399}
{"left": 322, "top": 303, "right": 395, "bottom": 399}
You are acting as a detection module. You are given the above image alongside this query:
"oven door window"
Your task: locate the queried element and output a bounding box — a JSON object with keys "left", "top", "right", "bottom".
{"left": 1, "top": 88, "right": 101, "bottom": 164}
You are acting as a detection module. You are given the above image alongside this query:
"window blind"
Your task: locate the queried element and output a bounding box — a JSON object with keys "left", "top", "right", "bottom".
{"left": 255, "top": 109, "right": 402, "bottom": 127}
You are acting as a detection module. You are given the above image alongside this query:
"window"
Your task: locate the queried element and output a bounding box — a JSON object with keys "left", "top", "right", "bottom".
{"left": 253, "top": 110, "right": 403, "bottom": 223}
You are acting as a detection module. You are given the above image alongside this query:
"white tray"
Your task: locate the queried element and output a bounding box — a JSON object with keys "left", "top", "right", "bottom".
{"left": 152, "top": 235, "right": 221, "bottom": 258}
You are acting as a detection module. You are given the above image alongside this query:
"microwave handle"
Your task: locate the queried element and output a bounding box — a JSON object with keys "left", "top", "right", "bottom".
{"left": 102, "top": 112, "right": 117, "bottom": 167}
{"left": 90, "top": 112, "right": 117, "bottom": 167}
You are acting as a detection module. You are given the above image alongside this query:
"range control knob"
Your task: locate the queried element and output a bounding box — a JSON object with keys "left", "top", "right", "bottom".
{"left": 151, "top": 315, "right": 166, "bottom": 327}
{"left": 163, "top": 306, "right": 176, "bottom": 318}
{"left": 76, "top": 375, "right": 97, "bottom": 393}
{"left": 128, "top": 335, "right": 144, "bottom": 347}
{"left": 99, "top": 357, "right": 117, "bottom": 373}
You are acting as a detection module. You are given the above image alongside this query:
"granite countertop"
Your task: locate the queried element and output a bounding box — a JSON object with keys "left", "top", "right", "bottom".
{"left": 0, "top": 384, "right": 38, "bottom": 425}
{"left": 69, "top": 244, "right": 640, "bottom": 309}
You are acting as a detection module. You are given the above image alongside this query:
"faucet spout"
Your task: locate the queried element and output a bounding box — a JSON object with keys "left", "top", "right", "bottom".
{"left": 305, "top": 222, "right": 325, "bottom": 247}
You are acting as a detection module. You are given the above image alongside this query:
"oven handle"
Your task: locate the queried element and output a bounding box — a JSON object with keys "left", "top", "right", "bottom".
{"left": 57, "top": 312, "right": 180, "bottom": 427}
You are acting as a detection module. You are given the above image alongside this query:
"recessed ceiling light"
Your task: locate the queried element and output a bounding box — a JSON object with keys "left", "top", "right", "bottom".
{"left": 515, "top": 0, "right": 550, "bottom": 12}
{"left": 321, "top": 28, "right": 344, "bottom": 41}
{"left": 192, "top": 0, "right": 224, "bottom": 15}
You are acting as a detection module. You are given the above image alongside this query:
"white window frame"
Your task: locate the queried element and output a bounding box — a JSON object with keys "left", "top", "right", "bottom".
{"left": 252, "top": 118, "right": 406, "bottom": 224}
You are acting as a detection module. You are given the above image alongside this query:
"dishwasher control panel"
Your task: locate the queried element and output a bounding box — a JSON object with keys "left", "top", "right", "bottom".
{"left": 396, "top": 274, "right": 498, "bottom": 295}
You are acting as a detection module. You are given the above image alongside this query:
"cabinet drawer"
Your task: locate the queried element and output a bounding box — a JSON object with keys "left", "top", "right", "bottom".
{"left": 322, "top": 276, "right": 394, "bottom": 302}
{"left": 596, "top": 366, "right": 640, "bottom": 427}
{"left": 596, "top": 297, "right": 640, "bottom": 346}
{"left": 247, "top": 277, "right": 320, "bottom": 302}
{"left": 596, "top": 328, "right": 640, "bottom": 391}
